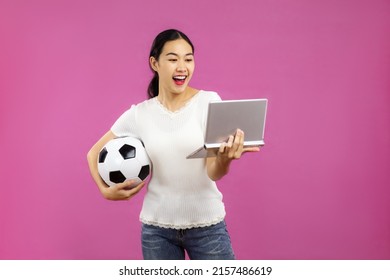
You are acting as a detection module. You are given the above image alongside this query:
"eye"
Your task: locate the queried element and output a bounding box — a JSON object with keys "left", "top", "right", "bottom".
{"left": 168, "top": 58, "right": 177, "bottom": 62}
{"left": 185, "top": 58, "right": 193, "bottom": 62}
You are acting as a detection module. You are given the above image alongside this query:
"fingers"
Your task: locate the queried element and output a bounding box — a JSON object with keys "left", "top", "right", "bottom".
{"left": 219, "top": 135, "right": 234, "bottom": 154}
{"left": 225, "top": 129, "right": 243, "bottom": 159}
{"left": 243, "top": 146, "right": 261, "bottom": 153}
{"left": 117, "top": 180, "right": 136, "bottom": 190}
{"left": 114, "top": 180, "right": 145, "bottom": 200}
{"left": 218, "top": 129, "right": 260, "bottom": 160}
{"left": 126, "top": 182, "right": 145, "bottom": 199}
{"left": 231, "top": 129, "right": 244, "bottom": 158}
{"left": 219, "top": 129, "right": 244, "bottom": 159}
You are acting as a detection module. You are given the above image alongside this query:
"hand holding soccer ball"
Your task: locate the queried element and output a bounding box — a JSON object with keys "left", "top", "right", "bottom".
{"left": 97, "top": 136, "right": 152, "bottom": 200}
{"left": 101, "top": 179, "right": 145, "bottom": 201}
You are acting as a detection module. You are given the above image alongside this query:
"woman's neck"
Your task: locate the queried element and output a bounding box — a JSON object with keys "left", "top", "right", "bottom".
{"left": 157, "top": 87, "right": 199, "bottom": 112}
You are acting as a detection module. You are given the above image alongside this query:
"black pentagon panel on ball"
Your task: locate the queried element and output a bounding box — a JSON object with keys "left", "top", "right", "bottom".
{"left": 119, "top": 144, "right": 136, "bottom": 159}
{"left": 109, "top": 171, "right": 126, "bottom": 184}
{"left": 98, "top": 147, "right": 108, "bottom": 163}
{"left": 138, "top": 165, "right": 150, "bottom": 181}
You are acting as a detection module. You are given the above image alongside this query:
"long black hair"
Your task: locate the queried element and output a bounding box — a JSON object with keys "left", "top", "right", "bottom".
{"left": 147, "top": 29, "right": 195, "bottom": 99}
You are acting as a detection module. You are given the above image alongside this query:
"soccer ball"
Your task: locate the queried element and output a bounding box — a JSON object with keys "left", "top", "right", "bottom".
{"left": 97, "top": 136, "right": 152, "bottom": 188}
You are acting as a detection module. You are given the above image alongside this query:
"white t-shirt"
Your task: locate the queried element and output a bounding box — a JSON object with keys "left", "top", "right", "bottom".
{"left": 111, "top": 90, "right": 226, "bottom": 229}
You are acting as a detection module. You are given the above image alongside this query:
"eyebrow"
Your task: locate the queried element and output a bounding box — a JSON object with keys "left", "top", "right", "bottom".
{"left": 165, "top": 52, "right": 194, "bottom": 57}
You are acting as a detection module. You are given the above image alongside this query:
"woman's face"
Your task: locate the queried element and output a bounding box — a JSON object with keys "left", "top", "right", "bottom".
{"left": 150, "top": 39, "right": 195, "bottom": 96}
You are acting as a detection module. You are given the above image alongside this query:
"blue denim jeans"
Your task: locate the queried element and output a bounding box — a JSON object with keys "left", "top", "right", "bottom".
{"left": 141, "top": 220, "right": 236, "bottom": 260}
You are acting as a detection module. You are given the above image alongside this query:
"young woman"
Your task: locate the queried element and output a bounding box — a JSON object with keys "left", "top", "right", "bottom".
{"left": 87, "top": 29, "right": 260, "bottom": 260}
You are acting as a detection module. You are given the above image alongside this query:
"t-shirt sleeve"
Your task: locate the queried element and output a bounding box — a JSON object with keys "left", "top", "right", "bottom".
{"left": 110, "top": 105, "right": 139, "bottom": 138}
{"left": 209, "top": 91, "right": 222, "bottom": 102}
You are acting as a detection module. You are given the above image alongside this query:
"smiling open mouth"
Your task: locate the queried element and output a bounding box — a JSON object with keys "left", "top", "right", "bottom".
{"left": 173, "top": 75, "right": 187, "bottom": 85}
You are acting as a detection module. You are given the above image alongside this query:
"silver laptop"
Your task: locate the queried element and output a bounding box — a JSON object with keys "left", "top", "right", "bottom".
{"left": 187, "top": 98, "right": 268, "bottom": 159}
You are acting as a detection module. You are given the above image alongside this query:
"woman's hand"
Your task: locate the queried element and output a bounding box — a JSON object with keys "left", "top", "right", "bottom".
{"left": 217, "top": 129, "right": 260, "bottom": 161}
{"left": 102, "top": 180, "right": 145, "bottom": 201}
{"left": 207, "top": 129, "right": 260, "bottom": 181}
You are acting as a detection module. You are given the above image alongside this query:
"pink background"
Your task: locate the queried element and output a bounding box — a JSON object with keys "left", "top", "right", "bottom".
{"left": 1, "top": 0, "right": 389, "bottom": 260}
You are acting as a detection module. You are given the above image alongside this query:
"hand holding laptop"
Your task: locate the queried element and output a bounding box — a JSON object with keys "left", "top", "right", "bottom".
{"left": 217, "top": 128, "right": 260, "bottom": 160}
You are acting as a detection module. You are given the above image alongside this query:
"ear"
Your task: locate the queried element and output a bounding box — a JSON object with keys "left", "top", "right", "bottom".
{"left": 150, "top": 56, "right": 158, "bottom": 72}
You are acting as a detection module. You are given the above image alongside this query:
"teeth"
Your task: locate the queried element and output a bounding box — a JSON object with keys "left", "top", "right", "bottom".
{"left": 173, "top": 76, "right": 186, "bottom": 80}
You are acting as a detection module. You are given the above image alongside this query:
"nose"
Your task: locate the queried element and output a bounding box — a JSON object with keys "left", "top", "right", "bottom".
{"left": 177, "top": 60, "right": 186, "bottom": 72}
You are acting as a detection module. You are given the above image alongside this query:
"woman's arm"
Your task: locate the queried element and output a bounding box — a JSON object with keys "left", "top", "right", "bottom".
{"left": 206, "top": 129, "right": 260, "bottom": 181}
{"left": 87, "top": 130, "right": 145, "bottom": 200}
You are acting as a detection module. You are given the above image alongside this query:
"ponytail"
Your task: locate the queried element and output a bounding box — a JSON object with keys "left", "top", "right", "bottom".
{"left": 147, "top": 73, "right": 159, "bottom": 98}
